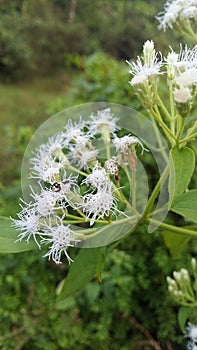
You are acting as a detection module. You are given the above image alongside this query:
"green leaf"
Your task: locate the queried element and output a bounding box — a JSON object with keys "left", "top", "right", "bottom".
{"left": 178, "top": 306, "right": 193, "bottom": 333}
{"left": 56, "top": 296, "right": 76, "bottom": 311}
{"left": 168, "top": 146, "right": 195, "bottom": 208}
{"left": 171, "top": 190, "right": 197, "bottom": 223}
{"left": 0, "top": 216, "right": 37, "bottom": 253}
{"left": 56, "top": 246, "right": 106, "bottom": 300}
{"left": 162, "top": 231, "right": 190, "bottom": 258}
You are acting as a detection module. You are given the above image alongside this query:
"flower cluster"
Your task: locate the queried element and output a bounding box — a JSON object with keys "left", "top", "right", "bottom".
{"left": 12, "top": 108, "right": 146, "bottom": 264}
{"left": 166, "top": 258, "right": 197, "bottom": 306}
{"left": 156, "top": 0, "right": 197, "bottom": 33}
{"left": 126, "top": 40, "right": 163, "bottom": 108}
{"left": 186, "top": 323, "right": 197, "bottom": 350}
{"left": 127, "top": 40, "right": 197, "bottom": 117}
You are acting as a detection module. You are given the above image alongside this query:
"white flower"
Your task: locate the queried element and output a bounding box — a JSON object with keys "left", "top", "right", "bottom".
{"left": 63, "top": 117, "right": 88, "bottom": 147}
{"left": 156, "top": 1, "right": 182, "bottom": 30}
{"left": 187, "top": 340, "right": 197, "bottom": 350}
{"left": 61, "top": 174, "right": 79, "bottom": 193}
{"left": 88, "top": 108, "right": 119, "bottom": 136}
{"left": 82, "top": 164, "right": 109, "bottom": 190}
{"left": 29, "top": 185, "right": 67, "bottom": 217}
{"left": 30, "top": 155, "right": 66, "bottom": 182}
{"left": 186, "top": 323, "right": 197, "bottom": 340}
{"left": 30, "top": 135, "right": 69, "bottom": 182}
{"left": 173, "top": 86, "right": 192, "bottom": 103}
{"left": 143, "top": 40, "right": 157, "bottom": 66}
{"left": 11, "top": 206, "right": 41, "bottom": 247}
{"left": 173, "top": 270, "right": 182, "bottom": 281}
{"left": 166, "top": 46, "right": 197, "bottom": 92}
{"left": 113, "top": 135, "right": 146, "bottom": 154}
{"left": 130, "top": 74, "right": 149, "bottom": 86}
{"left": 82, "top": 183, "right": 121, "bottom": 226}
{"left": 166, "top": 45, "right": 197, "bottom": 71}
{"left": 104, "top": 157, "right": 119, "bottom": 177}
{"left": 36, "top": 132, "right": 64, "bottom": 158}
{"left": 41, "top": 217, "right": 81, "bottom": 264}
{"left": 156, "top": 0, "right": 197, "bottom": 31}
{"left": 191, "top": 258, "right": 197, "bottom": 270}
{"left": 166, "top": 276, "right": 177, "bottom": 287}
{"left": 127, "top": 40, "right": 163, "bottom": 86}
{"left": 68, "top": 142, "right": 98, "bottom": 169}
{"left": 175, "top": 70, "right": 197, "bottom": 87}
{"left": 181, "top": 6, "right": 197, "bottom": 19}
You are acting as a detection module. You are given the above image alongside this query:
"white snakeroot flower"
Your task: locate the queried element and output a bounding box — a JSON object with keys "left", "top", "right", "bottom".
{"left": 143, "top": 40, "right": 157, "bottom": 66}
{"left": 127, "top": 40, "right": 163, "bottom": 86}
{"left": 11, "top": 207, "right": 41, "bottom": 247}
{"left": 156, "top": 0, "right": 197, "bottom": 31}
{"left": 63, "top": 117, "right": 88, "bottom": 147}
{"left": 61, "top": 173, "right": 79, "bottom": 193}
{"left": 34, "top": 132, "right": 64, "bottom": 159}
{"left": 173, "top": 270, "right": 182, "bottom": 281}
{"left": 41, "top": 218, "right": 81, "bottom": 264}
{"left": 156, "top": 1, "right": 182, "bottom": 30}
{"left": 82, "top": 183, "right": 121, "bottom": 226}
{"left": 30, "top": 188, "right": 60, "bottom": 217}
{"left": 88, "top": 108, "right": 119, "bottom": 136}
{"left": 30, "top": 155, "right": 66, "bottom": 182}
{"left": 175, "top": 70, "right": 197, "bottom": 87}
{"left": 166, "top": 45, "right": 197, "bottom": 71}
{"left": 186, "top": 323, "right": 197, "bottom": 341}
{"left": 30, "top": 132, "right": 67, "bottom": 177}
{"left": 181, "top": 6, "right": 197, "bottom": 20}
{"left": 113, "top": 135, "right": 146, "bottom": 154}
{"left": 191, "top": 257, "right": 197, "bottom": 270}
{"left": 68, "top": 143, "right": 98, "bottom": 169}
{"left": 29, "top": 184, "right": 72, "bottom": 218}
{"left": 82, "top": 164, "right": 109, "bottom": 190}
{"left": 130, "top": 74, "right": 149, "bottom": 86}
{"left": 180, "top": 268, "right": 190, "bottom": 280}
{"left": 173, "top": 86, "right": 192, "bottom": 103}
{"left": 187, "top": 340, "right": 197, "bottom": 350}
{"left": 105, "top": 157, "right": 119, "bottom": 176}
{"left": 166, "top": 276, "right": 177, "bottom": 287}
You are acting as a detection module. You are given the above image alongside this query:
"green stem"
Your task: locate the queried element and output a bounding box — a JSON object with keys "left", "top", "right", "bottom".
{"left": 116, "top": 167, "right": 138, "bottom": 215}
{"left": 179, "top": 26, "right": 197, "bottom": 41}
{"left": 176, "top": 116, "right": 185, "bottom": 144}
{"left": 179, "top": 301, "right": 197, "bottom": 307}
{"left": 149, "top": 114, "right": 169, "bottom": 164}
{"left": 131, "top": 170, "right": 136, "bottom": 210}
{"left": 66, "top": 213, "right": 85, "bottom": 220}
{"left": 157, "top": 94, "right": 173, "bottom": 121}
{"left": 168, "top": 81, "right": 176, "bottom": 134}
{"left": 84, "top": 215, "right": 139, "bottom": 240}
{"left": 142, "top": 165, "right": 169, "bottom": 219}
{"left": 150, "top": 107, "right": 176, "bottom": 146}
{"left": 179, "top": 132, "right": 197, "bottom": 145}
{"left": 146, "top": 218, "right": 197, "bottom": 238}
{"left": 147, "top": 205, "right": 168, "bottom": 218}
{"left": 183, "top": 20, "right": 197, "bottom": 41}
{"left": 68, "top": 164, "right": 88, "bottom": 177}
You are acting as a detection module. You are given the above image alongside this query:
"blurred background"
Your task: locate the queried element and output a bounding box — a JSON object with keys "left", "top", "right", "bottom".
{"left": 0, "top": 1, "right": 193, "bottom": 349}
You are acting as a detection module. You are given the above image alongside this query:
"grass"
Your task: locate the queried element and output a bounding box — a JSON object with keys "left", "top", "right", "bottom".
{"left": 0, "top": 73, "right": 70, "bottom": 185}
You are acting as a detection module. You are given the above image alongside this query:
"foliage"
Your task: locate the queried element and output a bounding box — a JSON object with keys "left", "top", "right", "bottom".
{"left": 0, "top": 228, "right": 191, "bottom": 349}
{"left": 0, "top": 0, "right": 173, "bottom": 80}
{"left": 0, "top": 13, "right": 33, "bottom": 79}
{"left": 0, "top": 0, "right": 197, "bottom": 348}
{"left": 47, "top": 51, "right": 140, "bottom": 114}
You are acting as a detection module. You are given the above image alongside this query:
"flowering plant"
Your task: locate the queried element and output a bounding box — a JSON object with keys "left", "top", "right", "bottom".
{"left": 0, "top": 0, "right": 197, "bottom": 346}
{"left": 12, "top": 108, "right": 148, "bottom": 264}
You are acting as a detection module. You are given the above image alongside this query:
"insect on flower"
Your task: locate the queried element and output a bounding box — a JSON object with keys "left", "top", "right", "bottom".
{"left": 51, "top": 182, "right": 62, "bottom": 192}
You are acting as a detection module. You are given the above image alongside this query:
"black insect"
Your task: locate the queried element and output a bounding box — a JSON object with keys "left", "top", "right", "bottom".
{"left": 51, "top": 182, "right": 61, "bottom": 192}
